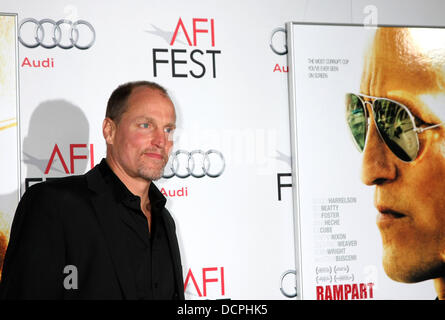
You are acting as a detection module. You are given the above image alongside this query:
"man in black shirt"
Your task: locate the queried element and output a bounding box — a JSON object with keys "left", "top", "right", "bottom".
{"left": 0, "top": 81, "right": 184, "bottom": 299}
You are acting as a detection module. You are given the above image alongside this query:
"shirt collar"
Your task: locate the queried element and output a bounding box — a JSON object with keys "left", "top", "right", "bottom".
{"left": 98, "top": 158, "right": 167, "bottom": 210}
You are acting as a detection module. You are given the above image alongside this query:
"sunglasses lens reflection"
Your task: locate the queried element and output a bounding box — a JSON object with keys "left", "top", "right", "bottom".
{"left": 346, "top": 94, "right": 367, "bottom": 152}
{"left": 373, "top": 99, "right": 418, "bottom": 161}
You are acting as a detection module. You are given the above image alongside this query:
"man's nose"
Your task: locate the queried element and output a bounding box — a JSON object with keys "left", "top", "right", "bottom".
{"left": 151, "top": 128, "right": 167, "bottom": 148}
{"left": 361, "top": 119, "right": 397, "bottom": 186}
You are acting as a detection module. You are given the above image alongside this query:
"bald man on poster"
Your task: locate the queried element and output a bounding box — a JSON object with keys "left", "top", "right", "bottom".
{"left": 0, "top": 81, "right": 184, "bottom": 300}
{"left": 345, "top": 27, "right": 445, "bottom": 299}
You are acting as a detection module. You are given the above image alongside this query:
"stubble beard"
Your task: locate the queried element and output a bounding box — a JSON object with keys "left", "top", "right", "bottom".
{"left": 380, "top": 233, "right": 445, "bottom": 283}
{"left": 138, "top": 166, "right": 164, "bottom": 181}
{"left": 137, "top": 156, "right": 168, "bottom": 181}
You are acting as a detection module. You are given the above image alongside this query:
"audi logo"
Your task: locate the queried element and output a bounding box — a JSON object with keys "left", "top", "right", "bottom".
{"left": 18, "top": 18, "right": 96, "bottom": 50}
{"left": 280, "top": 269, "right": 297, "bottom": 298}
{"left": 270, "top": 27, "right": 287, "bottom": 55}
{"left": 163, "top": 150, "right": 225, "bottom": 179}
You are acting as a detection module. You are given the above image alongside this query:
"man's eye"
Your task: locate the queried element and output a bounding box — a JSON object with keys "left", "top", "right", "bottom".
{"left": 164, "top": 127, "right": 174, "bottom": 133}
{"left": 139, "top": 123, "right": 150, "bottom": 129}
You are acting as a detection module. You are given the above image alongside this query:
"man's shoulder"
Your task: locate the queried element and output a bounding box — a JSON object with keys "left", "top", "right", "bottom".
{"left": 28, "top": 174, "right": 87, "bottom": 193}
{"left": 24, "top": 172, "right": 91, "bottom": 204}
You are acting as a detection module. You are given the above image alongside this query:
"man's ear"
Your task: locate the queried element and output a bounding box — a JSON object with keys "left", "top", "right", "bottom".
{"left": 103, "top": 117, "right": 116, "bottom": 145}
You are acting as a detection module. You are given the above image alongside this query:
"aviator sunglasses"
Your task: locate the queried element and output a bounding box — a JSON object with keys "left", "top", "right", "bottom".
{"left": 345, "top": 93, "right": 445, "bottom": 162}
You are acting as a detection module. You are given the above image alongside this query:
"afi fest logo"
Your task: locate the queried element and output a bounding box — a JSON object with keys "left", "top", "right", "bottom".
{"left": 184, "top": 266, "right": 227, "bottom": 299}
{"left": 25, "top": 143, "right": 95, "bottom": 190}
{"left": 149, "top": 17, "right": 221, "bottom": 78}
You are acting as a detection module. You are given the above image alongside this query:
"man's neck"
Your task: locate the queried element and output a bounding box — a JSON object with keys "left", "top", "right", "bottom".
{"left": 105, "top": 157, "right": 151, "bottom": 206}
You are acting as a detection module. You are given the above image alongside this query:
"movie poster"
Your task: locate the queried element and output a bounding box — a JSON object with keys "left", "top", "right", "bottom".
{"left": 287, "top": 23, "right": 444, "bottom": 299}
{"left": 0, "top": 13, "right": 19, "bottom": 280}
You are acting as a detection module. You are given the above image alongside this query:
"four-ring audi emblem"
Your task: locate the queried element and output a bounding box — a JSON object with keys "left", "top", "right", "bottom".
{"left": 163, "top": 150, "right": 225, "bottom": 179}
{"left": 18, "top": 18, "right": 96, "bottom": 49}
{"left": 270, "top": 27, "right": 287, "bottom": 55}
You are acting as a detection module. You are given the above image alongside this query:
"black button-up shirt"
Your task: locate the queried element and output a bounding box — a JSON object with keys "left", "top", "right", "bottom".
{"left": 99, "top": 160, "right": 176, "bottom": 299}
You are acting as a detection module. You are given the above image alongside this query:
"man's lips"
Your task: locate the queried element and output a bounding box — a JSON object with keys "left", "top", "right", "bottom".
{"left": 144, "top": 152, "right": 163, "bottom": 160}
{"left": 376, "top": 205, "right": 407, "bottom": 226}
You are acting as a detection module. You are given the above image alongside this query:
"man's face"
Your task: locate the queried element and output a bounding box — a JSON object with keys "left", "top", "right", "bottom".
{"left": 360, "top": 28, "right": 445, "bottom": 283}
{"left": 106, "top": 86, "right": 176, "bottom": 181}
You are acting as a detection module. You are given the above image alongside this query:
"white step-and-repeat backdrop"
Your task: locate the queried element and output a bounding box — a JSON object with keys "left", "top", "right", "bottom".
{"left": 1, "top": 0, "right": 444, "bottom": 300}
{"left": 0, "top": 0, "right": 297, "bottom": 300}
